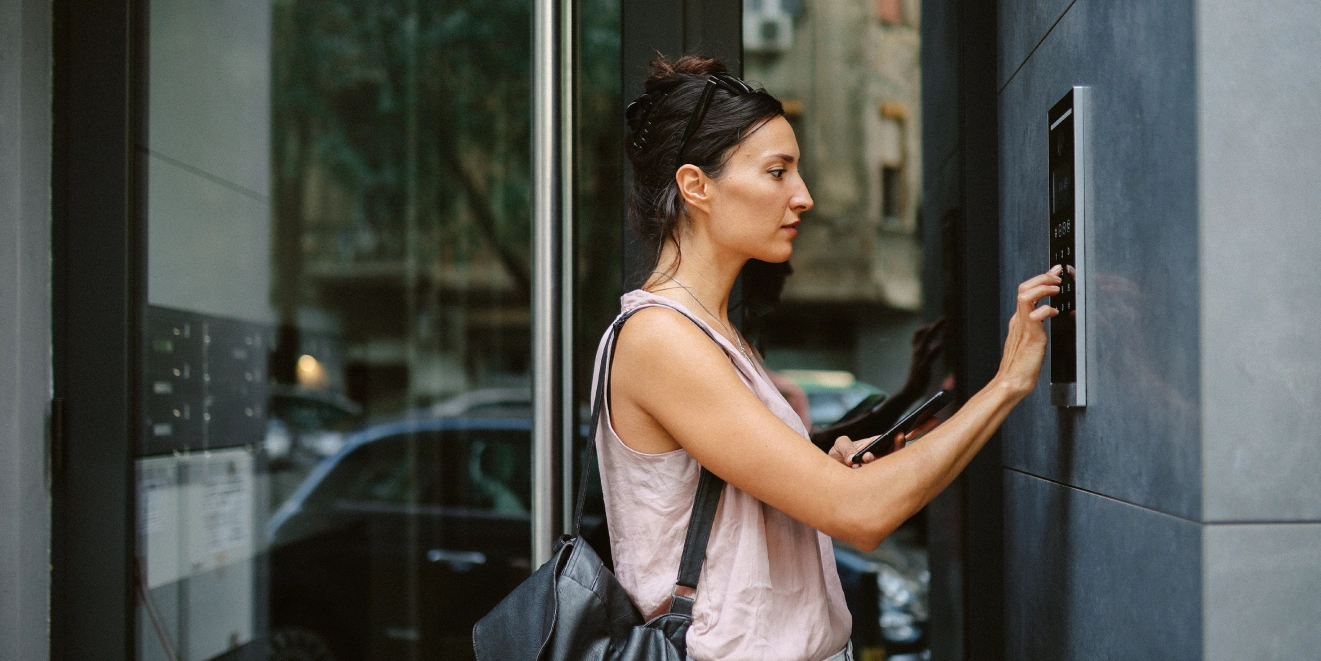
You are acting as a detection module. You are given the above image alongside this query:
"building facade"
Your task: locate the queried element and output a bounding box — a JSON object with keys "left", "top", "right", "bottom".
{"left": 2, "top": 0, "right": 1320, "bottom": 659}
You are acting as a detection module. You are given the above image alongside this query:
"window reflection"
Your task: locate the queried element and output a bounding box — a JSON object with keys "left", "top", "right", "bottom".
{"left": 136, "top": 0, "right": 620, "bottom": 658}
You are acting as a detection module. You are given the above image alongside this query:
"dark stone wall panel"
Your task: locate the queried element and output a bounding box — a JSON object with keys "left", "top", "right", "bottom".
{"left": 1004, "top": 471, "right": 1202, "bottom": 661}
{"left": 998, "top": 0, "right": 1201, "bottom": 519}
{"left": 920, "top": 0, "right": 960, "bottom": 189}
{"left": 998, "top": 0, "right": 1073, "bottom": 89}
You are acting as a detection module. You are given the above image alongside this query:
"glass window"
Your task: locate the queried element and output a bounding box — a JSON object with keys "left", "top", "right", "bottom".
{"left": 131, "top": 0, "right": 620, "bottom": 658}
{"left": 571, "top": 0, "right": 624, "bottom": 518}
{"left": 458, "top": 431, "right": 532, "bottom": 512}
{"left": 319, "top": 439, "right": 420, "bottom": 506}
{"left": 882, "top": 165, "right": 904, "bottom": 225}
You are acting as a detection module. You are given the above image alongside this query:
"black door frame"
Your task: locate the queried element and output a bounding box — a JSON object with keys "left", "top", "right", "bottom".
{"left": 51, "top": 0, "right": 146, "bottom": 658}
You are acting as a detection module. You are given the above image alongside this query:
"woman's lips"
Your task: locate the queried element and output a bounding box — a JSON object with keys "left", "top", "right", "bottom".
{"left": 782, "top": 221, "right": 800, "bottom": 236}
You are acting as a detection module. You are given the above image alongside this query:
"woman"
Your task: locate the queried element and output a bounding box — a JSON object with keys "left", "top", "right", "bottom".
{"left": 595, "top": 55, "right": 1061, "bottom": 661}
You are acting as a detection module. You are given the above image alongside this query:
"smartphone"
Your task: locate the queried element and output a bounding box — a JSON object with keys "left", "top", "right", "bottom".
{"left": 849, "top": 390, "right": 954, "bottom": 465}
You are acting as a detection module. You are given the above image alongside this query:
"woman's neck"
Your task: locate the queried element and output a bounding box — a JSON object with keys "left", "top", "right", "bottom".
{"left": 645, "top": 240, "right": 745, "bottom": 327}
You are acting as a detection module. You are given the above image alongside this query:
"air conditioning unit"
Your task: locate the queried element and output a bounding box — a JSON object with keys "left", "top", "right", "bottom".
{"left": 744, "top": 0, "right": 794, "bottom": 54}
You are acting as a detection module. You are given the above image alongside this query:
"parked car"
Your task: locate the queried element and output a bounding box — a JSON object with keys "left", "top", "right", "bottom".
{"left": 263, "top": 384, "right": 363, "bottom": 469}
{"left": 267, "top": 410, "right": 548, "bottom": 660}
{"left": 266, "top": 404, "right": 929, "bottom": 660}
{"left": 426, "top": 387, "right": 530, "bottom": 418}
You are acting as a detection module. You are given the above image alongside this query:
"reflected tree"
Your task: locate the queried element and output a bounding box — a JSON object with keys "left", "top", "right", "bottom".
{"left": 272, "top": 0, "right": 532, "bottom": 298}
{"left": 270, "top": 0, "right": 622, "bottom": 407}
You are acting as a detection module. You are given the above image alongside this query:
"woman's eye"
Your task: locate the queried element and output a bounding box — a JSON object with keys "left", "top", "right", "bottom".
{"left": 770, "top": 169, "right": 786, "bottom": 179}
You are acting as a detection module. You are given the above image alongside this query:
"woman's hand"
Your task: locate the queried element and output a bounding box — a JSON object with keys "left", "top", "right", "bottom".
{"left": 995, "top": 266, "right": 1062, "bottom": 397}
{"left": 828, "top": 435, "right": 880, "bottom": 467}
{"left": 827, "top": 415, "right": 942, "bottom": 467}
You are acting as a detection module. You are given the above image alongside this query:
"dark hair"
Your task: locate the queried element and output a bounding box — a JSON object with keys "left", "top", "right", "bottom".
{"left": 624, "top": 55, "right": 785, "bottom": 269}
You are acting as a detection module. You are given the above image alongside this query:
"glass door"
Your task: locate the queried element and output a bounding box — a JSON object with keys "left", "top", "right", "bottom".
{"left": 131, "top": 0, "right": 619, "bottom": 659}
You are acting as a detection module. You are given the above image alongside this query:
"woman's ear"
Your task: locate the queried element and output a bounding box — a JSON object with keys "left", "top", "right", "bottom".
{"left": 675, "top": 164, "right": 713, "bottom": 216}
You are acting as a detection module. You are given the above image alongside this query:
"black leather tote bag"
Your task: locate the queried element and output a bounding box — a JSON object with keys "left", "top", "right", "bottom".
{"left": 473, "top": 308, "right": 727, "bottom": 661}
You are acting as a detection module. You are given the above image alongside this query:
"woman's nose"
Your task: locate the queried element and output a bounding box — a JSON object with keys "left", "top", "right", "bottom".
{"left": 791, "top": 179, "right": 814, "bottom": 213}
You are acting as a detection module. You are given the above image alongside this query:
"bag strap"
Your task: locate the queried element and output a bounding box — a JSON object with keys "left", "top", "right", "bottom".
{"left": 571, "top": 308, "right": 638, "bottom": 534}
{"left": 571, "top": 304, "right": 728, "bottom": 616}
{"left": 667, "top": 467, "right": 725, "bottom": 616}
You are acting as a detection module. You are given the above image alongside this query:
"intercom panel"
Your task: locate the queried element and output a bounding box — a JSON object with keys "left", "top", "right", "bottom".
{"left": 1048, "top": 87, "right": 1089, "bottom": 407}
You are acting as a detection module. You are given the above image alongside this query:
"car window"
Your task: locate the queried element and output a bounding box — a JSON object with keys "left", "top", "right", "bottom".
{"left": 312, "top": 438, "right": 418, "bottom": 505}
{"left": 269, "top": 395, "right": 358, "bottom": 432}
{"left": 309, "top": 427, "right": 530, "bottom": 513}
{"left": 429, "top": 429, "right": 530, "bottom": 514}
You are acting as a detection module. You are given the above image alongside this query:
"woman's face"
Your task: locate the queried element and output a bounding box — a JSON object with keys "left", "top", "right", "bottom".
{"left": 702, "top": 116, "right": 813, "bottom": 263}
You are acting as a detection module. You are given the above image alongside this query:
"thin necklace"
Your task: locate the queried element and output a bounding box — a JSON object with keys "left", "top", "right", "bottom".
{"left": 648, "top": 271, "right": 753, "bottom": 364}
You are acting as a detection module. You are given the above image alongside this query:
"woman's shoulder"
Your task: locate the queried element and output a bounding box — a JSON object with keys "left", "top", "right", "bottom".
{"left": 614, "top": 290, "right": 707, "bottom": 339}
{"left": 604, "top": 304, "right": 720, "bottom": 381}
{"left": 617, "top": 304, "right": 717, "bottom": 356}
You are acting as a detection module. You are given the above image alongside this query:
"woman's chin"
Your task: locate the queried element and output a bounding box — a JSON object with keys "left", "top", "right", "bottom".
{"left": 743, "top": 239, "right": 794, "bottom": 264}
{"left": 747, "top": 249, "right": 789, "bottom": 263}
{"left": 763, "top": 243, "right": 795, "bottom": 263}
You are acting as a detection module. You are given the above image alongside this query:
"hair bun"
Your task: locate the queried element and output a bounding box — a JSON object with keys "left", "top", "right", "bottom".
{"left": 643, "top": 55, "right": 728, "bottom": 93}
{"left": 628, "top": 55, "right": 740, "bottom": 153}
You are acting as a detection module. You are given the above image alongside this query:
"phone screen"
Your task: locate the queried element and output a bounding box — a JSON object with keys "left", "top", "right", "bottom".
{"left": 850, "top": 390, "right": 954, "bottom": 465}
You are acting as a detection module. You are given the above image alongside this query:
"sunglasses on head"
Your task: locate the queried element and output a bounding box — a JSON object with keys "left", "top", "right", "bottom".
{"left": 624, "top": 73, "right": 757, "bottom": 168}
{"left": 674, "top": 74, "right": 755, "bottom": 171}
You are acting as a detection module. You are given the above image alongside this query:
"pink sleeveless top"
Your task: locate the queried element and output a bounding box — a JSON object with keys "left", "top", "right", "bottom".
{"left": 592, "top": 290, "right": 852, "bottom": 661}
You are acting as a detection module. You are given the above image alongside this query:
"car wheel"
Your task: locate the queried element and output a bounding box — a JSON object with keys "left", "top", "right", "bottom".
{"left": 268, "top": 625, "right": 339, "bottom": 661}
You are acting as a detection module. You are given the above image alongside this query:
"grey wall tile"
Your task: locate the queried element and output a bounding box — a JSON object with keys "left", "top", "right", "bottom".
{"left": 1204, "top": 523, "right": 1321, "bottom": 660}
{"left": 998, "top": 0, "right": 1074, "bottom": 89}
{"left": 0, "top": 1, "right": 53, "bottom": 659}
{"left": 1004, "top": 471, "right": 1202, "bottom": 660}
{"left": 998, "top": 0, "right": 1202, "bottom": 519}
{"left": 149, "top": 0, "right": 271, "bottom": 198}
{"left": 1198, "top": 0, "right": 1321, "bottom": 522}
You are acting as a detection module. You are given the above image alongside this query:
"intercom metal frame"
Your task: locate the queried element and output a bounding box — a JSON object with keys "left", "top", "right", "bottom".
{"left": 1048, "top": 86, "right": 1089, "bottom": 407}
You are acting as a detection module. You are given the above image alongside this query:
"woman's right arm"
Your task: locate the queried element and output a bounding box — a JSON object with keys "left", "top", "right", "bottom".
{"left": 609, "top": 268, "right": 1061, "bottom": 551}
